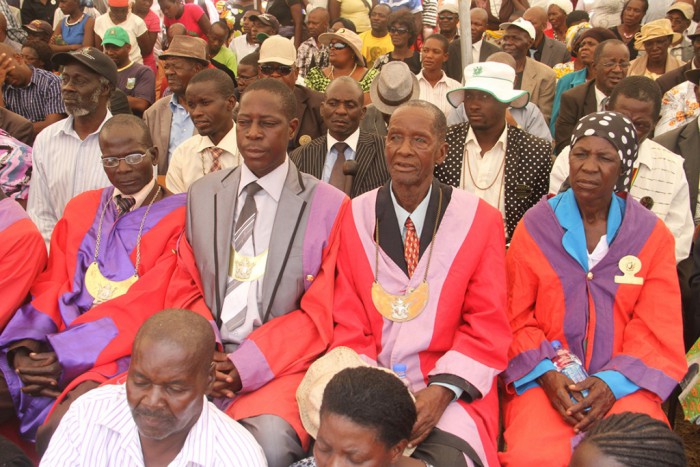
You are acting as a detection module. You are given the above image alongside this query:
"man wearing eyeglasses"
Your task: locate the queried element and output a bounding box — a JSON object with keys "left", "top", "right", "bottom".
{"left": 0, "top": 114, "right": 190, "bottom": 454}
{"left": 258, "top": 35, "right": 326, "bottom": 150}
{"left": 554, "top": 39, "right": 630, "bottom": 155}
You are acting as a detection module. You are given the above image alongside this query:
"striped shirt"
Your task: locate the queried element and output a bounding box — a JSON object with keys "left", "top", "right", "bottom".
{"left": 41, "top": 383, "right": 268, "bottom": 467}
{"left": 0, "top": 129, "right": 32, "bottom": 201}
{"left": 0, "top": 1, "right": 26, "bottom": 43}
{"left": 3, "top": 67, "right": 65, "bottom": 123}
{"left": 27, "top": 112, "right": 112, "bottom": 246}
{"left": 416, "top": 70, "right": 462, "bottom": 118}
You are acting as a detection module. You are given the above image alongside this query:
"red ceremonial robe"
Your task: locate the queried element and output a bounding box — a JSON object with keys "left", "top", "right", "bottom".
{"left": 0, "top": 188, "right": 189, "bottom": 439}
{"left": 332, "top": 182, "right": 512, "bottom": 466}
{"left": 0, "top": 198, "right": 46, "bottom": 330}
{"left": 499, "top": 196, "right": 686, "bottom": 466}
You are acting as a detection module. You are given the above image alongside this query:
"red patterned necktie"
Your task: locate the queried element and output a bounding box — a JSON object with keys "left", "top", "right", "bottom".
{"left": 207, "top": 147, "right": 224, "bottom": 173}
{"left": 404, "top": 217, "right": 419, "bottom": 278}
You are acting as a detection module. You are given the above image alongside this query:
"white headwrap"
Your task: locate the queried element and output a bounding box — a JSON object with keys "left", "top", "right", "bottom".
{"left": 547, "top": 0, "right": 574, "bottom": 15}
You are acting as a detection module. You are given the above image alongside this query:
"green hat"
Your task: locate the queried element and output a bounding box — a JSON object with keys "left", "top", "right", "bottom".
{"left": 102, "top": 26, "right": 130, "bottom": 47}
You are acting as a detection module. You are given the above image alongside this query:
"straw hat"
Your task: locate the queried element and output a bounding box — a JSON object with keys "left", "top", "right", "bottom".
{"left": 319, "top": 28, "right": 365, "bottom": 66}
{"left": 369, "top": 61, "right": 420, "bottom": 115}
{"left": 296, "top": 347, "right": 417, "bottom": 455}
{"left": 634, "top": 19, "right": 682, "bottom": 51}
{"left": 447, "top": 62, "right": 530, "bottom": 109}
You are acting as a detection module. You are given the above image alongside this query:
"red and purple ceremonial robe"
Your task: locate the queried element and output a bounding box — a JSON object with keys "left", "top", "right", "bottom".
{"left": 500, "top": 195, "right": 687, "bottom": 466}
{"left": 332, "top": 183, "right": 512, "bottom": 466}
{"left": 0, "top": 187, "right": 187, "bottom": 440}
{"left": 0, "top": 198, "right": 46, "bottom": 330}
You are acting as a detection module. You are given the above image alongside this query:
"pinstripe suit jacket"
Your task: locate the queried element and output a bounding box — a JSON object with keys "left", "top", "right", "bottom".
{"left": 290, "top": 131, "right": 390, "bottom": 198}
{"left": 435, "top": 123, "right": 553, "bottom": 241}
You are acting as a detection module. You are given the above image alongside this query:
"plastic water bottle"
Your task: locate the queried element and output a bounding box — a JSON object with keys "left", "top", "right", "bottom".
{"left": 551, "top": 340, "right": 589, "bottom": 400}
{"left": 392, "top": 363, "right": 411, "bottom": 390}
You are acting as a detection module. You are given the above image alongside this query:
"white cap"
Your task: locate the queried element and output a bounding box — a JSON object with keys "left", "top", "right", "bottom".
{"left": 259, "top": 35, "right": 296, "bottom": 66}
{"left": 500, "top": 17, "right": 536, "bottom": 41}
{"left": 447, "top": 62, "right": 530, "bottom": 108}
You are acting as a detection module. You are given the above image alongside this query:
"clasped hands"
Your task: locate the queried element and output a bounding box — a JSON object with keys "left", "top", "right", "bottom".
{"left": 11, "top": 339, "right": 62, "bottom": 398}
{"left": 211, "top": 351, "right": 243, "bottom": 398}
{"left": 537, "top": 370, "right": 616, "bottom": 433}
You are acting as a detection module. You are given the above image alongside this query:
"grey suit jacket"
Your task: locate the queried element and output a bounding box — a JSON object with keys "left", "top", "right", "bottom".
{"left": 520, "top": 57, "right": 557, "bottom": 125}
{"left": 186, "top": 161, "right": 341, "bottom": 326}
{"left": 539, "top": 36, "right": 571, "bottom": 68}
{"left": 143, "top": 95, "right": 197, "bottom": 175}
{"left": 289, "top": 131, "right": 390, "bottom": 198}
{"left": 554, "top": 79, "right": 599, "bottom": 155}
{"left": 654, "top": 117, "right": 700, "bottom": 218}
{"left": 445, "top": 39, "right": 501, "bottom": 82}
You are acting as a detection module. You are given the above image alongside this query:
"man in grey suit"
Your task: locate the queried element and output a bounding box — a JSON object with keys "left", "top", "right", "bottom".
{"left": 291, "top": 77, "right": 390, "bottom": 197}
{"left": 523, "top": 7, "right": 571, "bottom": 68}
{"left": 183, "top": 78, "right": 348, "bottom": 467}
{"left": 445, "top": 8, "right": 500, "bottom": 82}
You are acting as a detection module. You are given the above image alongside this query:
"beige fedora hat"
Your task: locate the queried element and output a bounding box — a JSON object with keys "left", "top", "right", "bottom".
{"left": 369, "top": 61, "right": 420, "bottom": 115}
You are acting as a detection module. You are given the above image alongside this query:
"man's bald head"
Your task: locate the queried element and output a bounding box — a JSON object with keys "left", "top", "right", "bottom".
{"left": 523, "top": 7, "right": 547, "bottom": 35}
{"left": 471, "top": 7, "right": 488, "bottom": 22}
{"left": 100, "top": 114, "right": 153, "bottom": 148}
{"left": 167, "top": 23, "right": 187, "bottom": 42}
{"left": 471, "top": 8, "right": 489, "bottom": 43}
{"left": 487, "top": 51, "right": 517, "bottom": 70}
{"left": 133, "top": 309, "right": 215, "bottom": 375}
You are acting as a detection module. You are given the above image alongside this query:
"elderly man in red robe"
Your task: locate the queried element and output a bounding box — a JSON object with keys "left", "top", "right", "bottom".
{"left": 0, "top": 115, "right": 189, "bottom": 452}
{"left": 330, "top": 100, "right": 512, "bottom": 466}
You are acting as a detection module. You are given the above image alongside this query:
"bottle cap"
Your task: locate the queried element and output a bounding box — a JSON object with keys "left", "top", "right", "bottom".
{"left": 551, "top": 340, "right": 562, "bottom": 350}
{"left": 392, "top": 363, "right": 407, "bottom": 374}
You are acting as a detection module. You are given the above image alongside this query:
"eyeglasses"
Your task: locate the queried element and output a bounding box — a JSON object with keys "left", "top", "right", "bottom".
{"left": 389, "top": 27, "right": 409, "bottom": 34}
{"left": 438, "top": 15, "right": 457, "bottom": 20}
{"left": 259, "top": 64, "right": 294, "bottom": 76}
{"left": 101, "top": 149, "right": 152, "bottom": 168}
{"left": 328, "top": 42, "right": 349, "bottom": 50}
{"left": 601, "top": 61, "right": 631, "bottom": 70}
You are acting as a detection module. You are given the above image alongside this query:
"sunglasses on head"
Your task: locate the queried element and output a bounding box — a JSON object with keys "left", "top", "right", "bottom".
{"left": 259, "top": 63, "right": 294, "bottom": 76}
{"left": 328, "top": 42, "right": 349, "bottom": 50}
{"left": 389, "top": 27, "right": 408, "bottom": 34}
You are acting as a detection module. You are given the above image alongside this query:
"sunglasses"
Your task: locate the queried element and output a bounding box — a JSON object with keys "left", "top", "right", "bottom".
{"left": 328, "top": 42, "right": 349, "bottom": 50}
{"left": 438, "top": 15, "right": 456, "bottom": 20}
{"left": 389, "top": 27, "right": 408, "bottom": 34}
{"left": 259, "top": 64, "right": 294, "bottom": 76}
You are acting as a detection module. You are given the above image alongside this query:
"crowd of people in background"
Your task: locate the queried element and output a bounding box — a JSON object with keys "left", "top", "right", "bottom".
{"left": 0, "top": 0, "right": 698, "bottom": 465}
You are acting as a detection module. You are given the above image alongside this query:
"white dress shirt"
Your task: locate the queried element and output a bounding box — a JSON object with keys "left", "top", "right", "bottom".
{"left": 322, "top": 129, "right": 360, "bottom": 182}
{"left": 230, "top": 34, "right": 258, "bottom": 65}
{"left": 472, "top": 39, "right": 483, "bottom": 65}
{"left": 460, "top": 125, "right": 508, "bottom": 220}
{"left": 594, "top": 85, "right": 608, "bottom": 111}
{"left": 220, "top": 158, "right": 290, "bottom": 348}
{"left": 166, "top": 125, "right": 240, "bottom": 194}
{"left": 41, "top": 383, "right": 267, "bottom": 467}
{"left": 416, "top": 70, "right": 463, "bottom": 117}
{"left": 550, "top": 139, "right": 694, "bottom": 262}
{"left": 27, "top": 112, "right": 112, "bottom": 247}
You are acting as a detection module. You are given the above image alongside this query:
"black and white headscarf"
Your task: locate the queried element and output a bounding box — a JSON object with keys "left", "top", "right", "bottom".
{"left": 570, "top": 111, "right": 639, "bottom": 193}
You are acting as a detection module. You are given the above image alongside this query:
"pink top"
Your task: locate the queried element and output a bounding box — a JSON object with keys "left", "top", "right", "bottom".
{"left": 142, "top": 10, "right": 161, "bottom": 73}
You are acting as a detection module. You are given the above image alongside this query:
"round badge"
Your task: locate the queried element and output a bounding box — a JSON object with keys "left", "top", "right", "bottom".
{"left": 299, "top": 135, "right": 312, "bottom": 146}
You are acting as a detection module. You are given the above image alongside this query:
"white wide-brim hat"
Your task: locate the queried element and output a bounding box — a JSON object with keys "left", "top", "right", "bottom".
{"left": 447, "top": 62, "right": 530, "bottom": 109}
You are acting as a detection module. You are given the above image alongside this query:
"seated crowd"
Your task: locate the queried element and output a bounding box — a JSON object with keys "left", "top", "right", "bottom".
{"left": 0, "top": 0, "right": 698, "bottom": 465}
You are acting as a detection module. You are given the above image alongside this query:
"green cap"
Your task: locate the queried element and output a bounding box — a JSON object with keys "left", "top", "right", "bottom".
{"left": 102, "top": 26, "right": 130, "bottom": 47}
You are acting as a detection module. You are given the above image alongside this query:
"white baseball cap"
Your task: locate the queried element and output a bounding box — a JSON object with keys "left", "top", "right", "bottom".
{"left": 500, "top": 17, "right": 536, "bottom": 40}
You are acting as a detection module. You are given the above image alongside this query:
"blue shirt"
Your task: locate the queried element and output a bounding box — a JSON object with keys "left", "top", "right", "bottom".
{"left": 61, "top": 14, "right": 89, "bottom": 46}
{"left": 168, "top": 94, "right": 195, "bottom": 162}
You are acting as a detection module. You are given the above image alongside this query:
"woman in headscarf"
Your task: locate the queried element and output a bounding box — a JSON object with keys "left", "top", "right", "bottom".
{"left": 545, "top": 0, "right": 573, "bottom": 42}
{"left": 498, "top": 112, "right": 687, "bottom": 466}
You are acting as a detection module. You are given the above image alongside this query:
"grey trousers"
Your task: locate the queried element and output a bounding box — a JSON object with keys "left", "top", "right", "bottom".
{"left": 239, "top": 414, "right": 306, "bottom": 467}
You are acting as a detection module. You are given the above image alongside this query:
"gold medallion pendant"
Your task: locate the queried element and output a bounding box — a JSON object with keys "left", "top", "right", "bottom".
{"left": 371, "top": 188, "right": 442, "bottom": 324}
{"left": 229, "top": 248, "right": 268, "bottom": 282}
{"left": 85, "top": 185, "right": 161, "bottom": 306}
{"left": 85, "top": 262, "right": 138, "bottom": 305}
{"left": 371, "top": 281, "right": 429, "bottom": 322}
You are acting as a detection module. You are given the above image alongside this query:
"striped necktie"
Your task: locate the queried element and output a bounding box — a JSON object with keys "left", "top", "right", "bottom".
{"left": 115, "top": 195, "right": 135, "bottom": 217}
{"left": 221, "top": 181, "right": 263, "bottom": 334}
